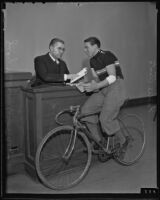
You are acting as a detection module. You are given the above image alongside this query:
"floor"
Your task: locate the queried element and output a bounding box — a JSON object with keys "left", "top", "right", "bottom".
{"left": 6, "top": 104, "right": 157, "bottom": 194}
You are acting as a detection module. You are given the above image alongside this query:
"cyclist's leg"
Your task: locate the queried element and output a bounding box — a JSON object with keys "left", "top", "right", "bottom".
{"left": 85, "top": 123, "right": 102, "bottom": 142}
{"left": 100, "top": 105, "right": 124, "bottom": 152}
{"left": 81, "top": 91, "right": 104, "bottom": 142}
{"left": 99, "top": 79, "right": 126, "bottom": 147}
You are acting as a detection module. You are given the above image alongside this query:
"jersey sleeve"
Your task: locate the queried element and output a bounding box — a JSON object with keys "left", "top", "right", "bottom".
{"left": 103, "top": 51, "right": 118, "bottom": 66}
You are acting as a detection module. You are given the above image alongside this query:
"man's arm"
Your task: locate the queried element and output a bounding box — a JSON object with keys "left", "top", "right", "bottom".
{"left": 83, "top": 64, "right": 116, "bottom": 92}
{"left": 96, "top": 63, "right": 116, "bottom": 89}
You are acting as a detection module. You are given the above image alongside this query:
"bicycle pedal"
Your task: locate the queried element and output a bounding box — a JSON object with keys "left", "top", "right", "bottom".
{"left": 98, "top": 151, "right": 113, "bottom": 162}
{"left": 91, "top": 142, "right": 100, "bottom": 151}
{"left": 102, "top": 147, "right": 114, "bottom": 155}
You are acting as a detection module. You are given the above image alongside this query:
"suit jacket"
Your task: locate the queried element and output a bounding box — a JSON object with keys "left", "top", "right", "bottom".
{"left": 32, "top": 53, "right": 69, "bottom": 87}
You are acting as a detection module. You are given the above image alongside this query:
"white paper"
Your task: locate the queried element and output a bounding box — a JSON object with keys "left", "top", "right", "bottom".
{"left": 75, "top": 83, "right": 85, "bottom": 92}
{"left": 70, "top": 68, "right": 87, "bottom": 83}
{"left": 66, "top": 82, "right": 85, "bottom": 92}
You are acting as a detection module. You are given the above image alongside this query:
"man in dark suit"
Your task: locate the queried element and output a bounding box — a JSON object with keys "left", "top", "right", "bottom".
{"left": 32, "top": 38, "right": 77, "bottom": 87}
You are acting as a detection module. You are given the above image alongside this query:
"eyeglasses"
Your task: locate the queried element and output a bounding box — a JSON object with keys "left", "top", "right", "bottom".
{"left": 58, "top": 47, "right": 65, "bottom": 51}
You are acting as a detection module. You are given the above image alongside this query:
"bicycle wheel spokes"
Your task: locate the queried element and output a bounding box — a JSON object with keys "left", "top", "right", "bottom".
{"left": 38, "top": 129, "right": 71, "bottom": 178}
{"left": 114, "top": 126, "right": 145, "bottom": 165}
{"left": 35, "top": 126, "right": 91, "bottom": 190}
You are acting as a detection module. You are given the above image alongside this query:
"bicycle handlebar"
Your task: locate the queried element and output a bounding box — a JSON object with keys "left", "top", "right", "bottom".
{"left": 55, "top": 105, "right": 81, "bottom": 125}
{"left": 55, "top": 109, "right": 72, "bottom": 125}
{"left": 55, "top": 105, "right": 100, "bottom": 125}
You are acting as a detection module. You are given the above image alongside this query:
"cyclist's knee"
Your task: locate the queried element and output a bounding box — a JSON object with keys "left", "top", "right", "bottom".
{"left": 99, "top": 113, "right": 110, "bottom": 125}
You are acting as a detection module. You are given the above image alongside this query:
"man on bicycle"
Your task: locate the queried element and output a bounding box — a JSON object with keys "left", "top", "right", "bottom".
{"left": 80, "top": 37, "right": 127, "bottom": 152}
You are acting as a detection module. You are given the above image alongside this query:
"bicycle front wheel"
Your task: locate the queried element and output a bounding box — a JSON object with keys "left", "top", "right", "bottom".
{"left": 35, "top": 125, "right": 92, "bottom": 190}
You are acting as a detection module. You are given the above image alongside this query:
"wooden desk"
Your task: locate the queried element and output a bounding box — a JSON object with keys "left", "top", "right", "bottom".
{"left": 22, "top": 85, "right": 88, "bottom": 179}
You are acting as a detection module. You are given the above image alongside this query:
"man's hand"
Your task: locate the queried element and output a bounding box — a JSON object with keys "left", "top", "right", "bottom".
{"left": 82, "top": 80, "right": 98, "bottom": 92}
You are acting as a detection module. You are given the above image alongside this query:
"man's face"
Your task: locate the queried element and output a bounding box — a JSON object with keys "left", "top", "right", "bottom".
{"left": 84, "top": 42, "right": 97, "bottom": 58}
{"left": 50, "top": 42, "right": 65, "bottom": 59}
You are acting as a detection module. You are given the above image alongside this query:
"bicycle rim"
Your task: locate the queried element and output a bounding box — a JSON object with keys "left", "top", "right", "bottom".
{"left": 35, "top": 125, "right": 92, "bottom": 190}
{"left": 113, "top": 126, "right": 145, "bottom": 165}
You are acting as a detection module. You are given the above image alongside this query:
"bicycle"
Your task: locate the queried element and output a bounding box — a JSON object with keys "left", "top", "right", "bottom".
{"left": 35, "top": 103, "right": 145, "bottom": 190}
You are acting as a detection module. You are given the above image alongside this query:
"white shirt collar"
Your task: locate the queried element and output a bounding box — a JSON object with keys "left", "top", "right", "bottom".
{"left": 49, "top": 53, "right": 59, "bottom": 64}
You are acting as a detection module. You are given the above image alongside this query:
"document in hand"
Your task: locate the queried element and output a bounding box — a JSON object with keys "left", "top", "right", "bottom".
{"left": 75, "top": 82, "right": 85, "bottom": 92}
{"left": 70, "top": 68, "right": 87, "bottom": 84}
{"left": 66, "top": 82, "right": 85, "bottom": 92}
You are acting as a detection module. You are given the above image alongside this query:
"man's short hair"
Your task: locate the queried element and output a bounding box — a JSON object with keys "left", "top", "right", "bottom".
{"left": 49, "top": 38, "right": 64, "bottom": 48}
{"left": 84, "top": 37, "right": 101, "bottom": 48}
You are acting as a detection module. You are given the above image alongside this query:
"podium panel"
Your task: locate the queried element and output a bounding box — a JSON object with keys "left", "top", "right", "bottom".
{"left": 22, "top": 85, "right": 88, "bottom": 179}
{"left": 5, "top": 72, "right": 32, "bottom": 174}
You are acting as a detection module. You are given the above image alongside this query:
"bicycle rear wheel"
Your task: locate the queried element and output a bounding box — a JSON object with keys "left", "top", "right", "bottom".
{"left": 113, "top": 113, "right": 145, "bottom": 165}
{"left": 35, "top": 125, "right": 92, "bottom": 190}
{"left": 113, "top": 126, "right": 145, "bottom": 165}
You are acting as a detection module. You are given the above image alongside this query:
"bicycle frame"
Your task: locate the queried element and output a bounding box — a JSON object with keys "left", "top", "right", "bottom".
{"left": 35, "top": 102, "right": 146, "bottom": 191}
{"left": 55, "top": 105, "right": 145, "bottom": 156}
{"left": 55, "top": 106, "right": 111, "bottom": 155}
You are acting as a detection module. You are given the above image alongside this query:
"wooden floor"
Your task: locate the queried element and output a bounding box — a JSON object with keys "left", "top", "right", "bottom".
{"left": 6, "top": 104, "right": 157, "bottom": 194}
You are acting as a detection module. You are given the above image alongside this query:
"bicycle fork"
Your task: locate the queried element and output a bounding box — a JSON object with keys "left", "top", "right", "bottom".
{"left": 62, "top": 128, "right": 77, "bottom": 162}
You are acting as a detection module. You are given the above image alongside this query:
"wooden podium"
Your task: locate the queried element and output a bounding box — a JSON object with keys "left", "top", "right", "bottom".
{"left": 5, "top": 71, "right": 32, "bottom": 174}
{"left": 22, "top": 85, "right": 88, "bottom": 179}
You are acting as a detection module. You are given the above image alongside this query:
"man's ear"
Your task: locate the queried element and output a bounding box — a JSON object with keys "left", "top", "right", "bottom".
{"left": 50, "top": 46, "right": 54, "bottom": 52}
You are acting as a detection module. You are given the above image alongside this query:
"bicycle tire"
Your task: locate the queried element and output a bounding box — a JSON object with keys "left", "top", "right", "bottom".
{"left": 35, "top": 125, "right": 92, "bottom": 190}
{"left": 113, "top": 125, "right": 145, "bottom": 166}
